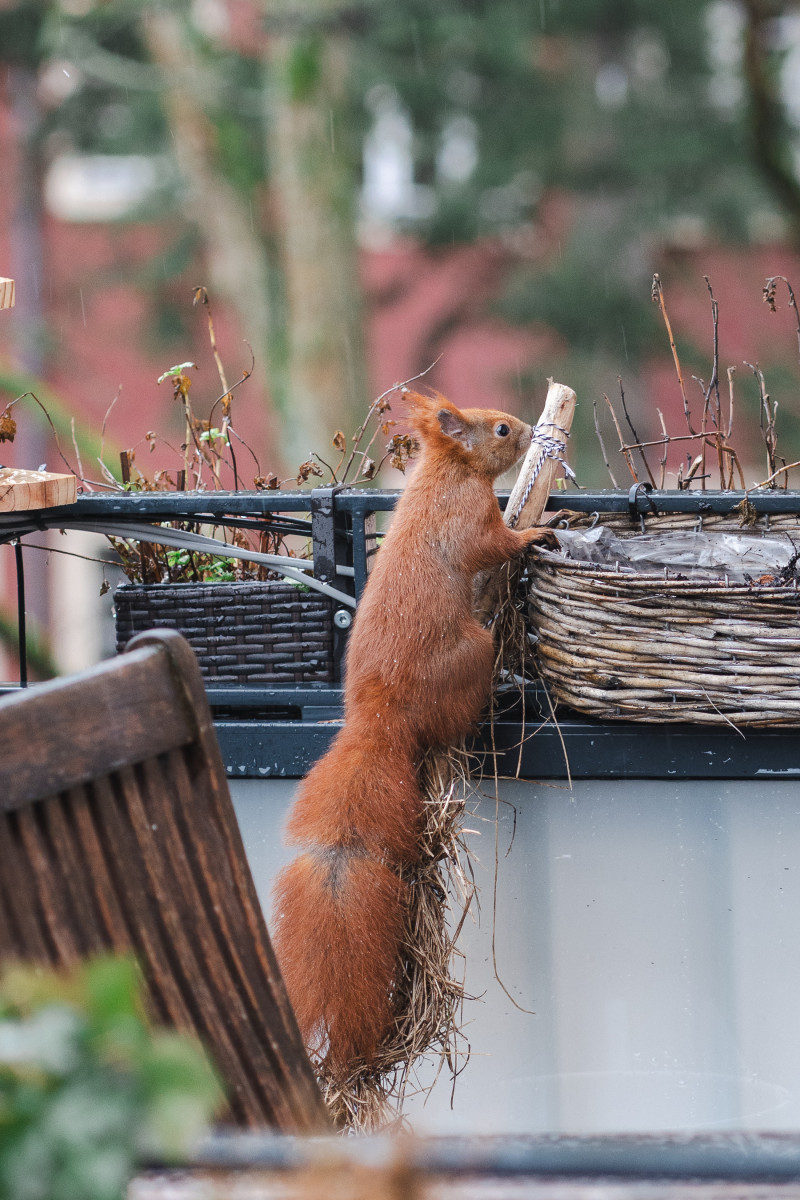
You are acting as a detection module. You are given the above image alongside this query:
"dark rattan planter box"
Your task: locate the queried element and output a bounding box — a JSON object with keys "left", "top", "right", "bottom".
{"left": 115, "top": 581, "right": 334, "bottom": 684}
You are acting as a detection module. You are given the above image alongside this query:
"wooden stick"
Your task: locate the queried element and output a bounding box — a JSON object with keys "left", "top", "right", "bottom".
{"left": 474, "top": 378, "right": 576, "bottom": 625}
{"left": 505, "top": 379, "right": 577, "bottom": 530}
{"left": 0, "top": 278, "right": 15, "bottom": 310}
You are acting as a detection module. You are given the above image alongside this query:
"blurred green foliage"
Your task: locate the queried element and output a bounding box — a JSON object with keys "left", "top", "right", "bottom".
{"left": 0, "top": 955, "right": 222, "bottom": 1200}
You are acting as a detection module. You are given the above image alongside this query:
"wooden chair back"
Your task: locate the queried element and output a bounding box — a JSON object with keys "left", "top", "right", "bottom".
{"left": 0, "top": 629, "right": 328, "bottom": 1133}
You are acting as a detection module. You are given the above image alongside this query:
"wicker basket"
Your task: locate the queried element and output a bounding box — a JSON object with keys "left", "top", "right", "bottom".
{"left": 115, "top": 581, "right": 334, "bottom": 684}
{"left": 527, "top": 513, "right": 800, "bottom": 727}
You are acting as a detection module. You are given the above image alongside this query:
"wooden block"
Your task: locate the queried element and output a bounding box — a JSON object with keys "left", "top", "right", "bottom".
{"left": 0, "top": 467, "right": 77, "bottom": 511}
{"left": 0, "top": 278, "right": 15, "bottom": 310}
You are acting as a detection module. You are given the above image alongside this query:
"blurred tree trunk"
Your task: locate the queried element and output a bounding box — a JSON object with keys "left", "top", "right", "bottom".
{"left": 741, "top": 0, "right": 800, "bottom": 245}
{"left": 264, "top": 2, "right": 369, "bottom": 465}
{"left": 139, "top": 10, "right": 274, "bottom": 426}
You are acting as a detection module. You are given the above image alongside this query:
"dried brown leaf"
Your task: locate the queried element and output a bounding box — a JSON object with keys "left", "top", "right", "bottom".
{"left": 387, "top": 433, "right": 419, "bottom": 474}
{"left": 255, "top": 473, "right": 280, "bottom": 490}
{"left": 296, "top": 459, "right": 324, "bottom": 484}
{"left": 0, "top": 412, "right": 16, "bottom": 442}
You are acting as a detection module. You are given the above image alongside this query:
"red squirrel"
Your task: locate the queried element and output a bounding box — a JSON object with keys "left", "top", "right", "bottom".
{"left": 272, "top": 391, "right": 556, "bottom": 1077}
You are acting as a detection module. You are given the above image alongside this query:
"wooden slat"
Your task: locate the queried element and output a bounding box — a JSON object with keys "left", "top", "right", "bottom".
{"left": 0, "top": 646, "right": 196, "bottom": 813}
{"left": 70, "top": 785, "right": 136, "bottom": 953}
{"left": 42, "top": 794, "right": 107, "bottom": 957}
{"left": 16, "top": 807, "right": 83, "bottom": 966}
{"left": 167, "top": 746, "right": 326, "bottom": 1129}
{"left": 117, "top": 761, "right": 265, "bottom": 1127}
{"left": 0, "top": 812, "right": 56, "bottom": 963}
{"left": 0, "top": 467, "right": 76, "bottom": 512}
{"left": 88, "top": 773, "right": 195, "bottom": 1033}
{"left": 0, "top": 817, "right": 23, "bottom": 958}
{"left": 157, "top": 748, "right": 310, "bottom": 1129}
{"left": 0, "top": 277, "right": 14, "bottom": 309}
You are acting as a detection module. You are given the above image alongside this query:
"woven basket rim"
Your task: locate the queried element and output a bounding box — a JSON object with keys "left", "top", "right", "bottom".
{"left": 533, "top": 548, "right": 800, "bottom": 599}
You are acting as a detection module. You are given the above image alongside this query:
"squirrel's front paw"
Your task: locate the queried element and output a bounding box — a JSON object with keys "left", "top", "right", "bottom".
{"left": 523, "top": 526, "right": 560, "bottom": 552}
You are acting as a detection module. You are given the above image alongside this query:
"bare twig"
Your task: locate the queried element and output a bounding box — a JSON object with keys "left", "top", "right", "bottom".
{"left": 6, "top": 392, "right": 80, "bottom": 477}
{"left": 593, "top": 397, "right": 619, "bottom": 488}
{"left": 339, "top": 358, "right": 441, "bottom": 485}
{"left": 652, "top": 274, "right": 695, "bottom": 435}
{"left": 69, "top": 417, "right": 88, "bottom": 488}
{"left": 764, "top": 275, "right": 800, "bottom": 359}
{"left": 747, "top": 458, "right": 800, "bottom": 492}
{"left": 618, "top": 376, "right": 655, "bottom": 486}
{"left": 603, "top": 393, "right": 639, "bottom": 483}
{"left": 745, "top": 360, "right": 781, "bottom": 485}
{"left": 703, "top": 276, "right": 723, "bottom": 488}
{"left": 726, "top": 365, "right": 736, "bottom": 441}
{"left": 193, "top": 285, "right": 230, "bottom": 399}
{"left": 656, "top": 408, "right": 668, "bottom": 489}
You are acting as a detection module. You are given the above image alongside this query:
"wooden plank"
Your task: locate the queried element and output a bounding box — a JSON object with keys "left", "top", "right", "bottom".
{"left": 118, "top": 760, "right": 264, "bottom": 1127}
{"left": 89, "top": 773, "right": 193, "bottom": 1031}
{"left": 173, "top": 741, "right": 329, "bottom": 1129}
{"left": 42, "top": 795, "right": 108, "bottom": 958}
{"left": 165, "top": 746, "right": 324, "bottom": 1131}
{"left": 70, "top": 785, "right": 136, "bottom": 954}
{"left": 0, "top": 278, "right": 14, "bottom": 309}
{"left": 16, "top": 807, "right": 83, "bottom": 966}
{"left": 0, "top": 812, "right": 55, "bottom": 963}
{"left": 0, "top": 645, "right": 197, "bottom": 813}
{"left": 140, "top": 752, "right": 287, "bottom": 1128}
{"left": 0, "top": 817, "right": 24, "bottom": 957}
{"left": 0, "top": 467, "right": 76, "bottom": 511}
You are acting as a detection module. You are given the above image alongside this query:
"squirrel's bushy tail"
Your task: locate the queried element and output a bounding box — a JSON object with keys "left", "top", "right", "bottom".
{"left": 273, "top": 850, "right": 408, "bottom": 1072}
{"left": 272, "top": 730, "right": 422, "bottom": 1074}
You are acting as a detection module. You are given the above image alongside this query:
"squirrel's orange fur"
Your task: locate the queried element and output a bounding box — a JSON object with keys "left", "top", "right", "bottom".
{"left": 272, "top": 392, "right": 556, "bottom": 1076}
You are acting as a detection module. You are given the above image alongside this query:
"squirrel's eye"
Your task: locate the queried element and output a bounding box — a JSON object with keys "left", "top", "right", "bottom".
{"left": 495, "top": 422, "right": 510, "bottom": 437}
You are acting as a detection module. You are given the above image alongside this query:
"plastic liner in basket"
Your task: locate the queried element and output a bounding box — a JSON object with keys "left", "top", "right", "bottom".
{"left": 555, "top": 526, "right": 799, "bottom": 582}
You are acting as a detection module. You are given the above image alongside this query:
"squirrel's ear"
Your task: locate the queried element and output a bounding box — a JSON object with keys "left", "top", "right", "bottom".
{"left": 436, "top": 407, "right": 472, "bottom": 448}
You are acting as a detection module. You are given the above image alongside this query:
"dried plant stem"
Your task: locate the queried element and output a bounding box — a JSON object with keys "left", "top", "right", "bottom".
{"left": 339, "top": 359, "right": 441, "bottom": 485}
{"left": 748, "top": 458, "right": 800, "bottom": 492}
{"left": 603, "top": 392, "right": 639, "bottom": 483}
{"left": 652, "top": 273, "right": 695, "bottom": 435}
{"left": 619, "top": 376, "right": 655, "bottom": 486}
{"left": 593, "top": 397, "right": 619, "bottom": 488}
{"left": 656, "top": 409, "right": 668, "bottom": 489}
{"left": 727, "top": 366, "right": 736, "bottom": 441}
{"left": 764, "top": 275, "right": 800, "bottom": 359}
{"left": 745, "top": 360, "right": 782, "bottom": 485}
{"left": 702, "top": 276, "right": 723, "bottom": 489}
{"left": 6, "top": 392, "right": 79, "bottom": 478}
{"left": 194, "top": 286, "right": 230, "bottom": 400}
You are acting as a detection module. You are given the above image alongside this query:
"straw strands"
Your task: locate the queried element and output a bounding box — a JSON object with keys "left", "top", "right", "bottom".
{"left": 317, "top": 747, "right": 476, "bottom": 1131}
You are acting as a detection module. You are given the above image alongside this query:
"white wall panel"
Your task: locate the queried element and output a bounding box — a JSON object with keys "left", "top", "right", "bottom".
{"left": 230, "top": 776, "right": 800, "bottom": 1135}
